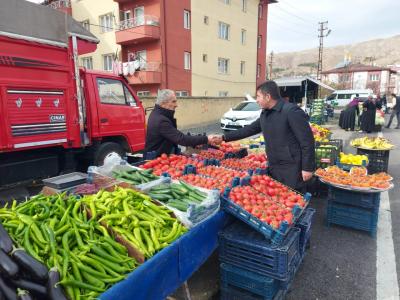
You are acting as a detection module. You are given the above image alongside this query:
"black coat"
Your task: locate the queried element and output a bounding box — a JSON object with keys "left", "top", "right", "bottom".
{"left": 360, "top": 100, "right": 376, "bottom": 132}
{"left": 144, "top": 105, "right": 208, "bottom": 157}
{"left": 224, "top": 100, "right": 315, "bottom": 190}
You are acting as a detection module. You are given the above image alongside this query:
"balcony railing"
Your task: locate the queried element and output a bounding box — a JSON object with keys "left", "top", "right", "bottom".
{"left": 46, "top": 0, "right": 71, "bottom": 9}
{"left": 118, "top": 15, "right": 160, "bottom": 31}
{"left": 123, "top": 61, "right": 161, "bottom": 73}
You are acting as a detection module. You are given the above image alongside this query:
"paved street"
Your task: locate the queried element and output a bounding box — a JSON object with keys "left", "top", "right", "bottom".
{"left": 175, "top": 116, "right": 400, "bottom": 300}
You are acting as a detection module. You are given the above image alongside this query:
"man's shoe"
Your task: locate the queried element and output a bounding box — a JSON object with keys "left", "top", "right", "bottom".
{"left": 395, "top": 127, "right": 400, "bottom": 129}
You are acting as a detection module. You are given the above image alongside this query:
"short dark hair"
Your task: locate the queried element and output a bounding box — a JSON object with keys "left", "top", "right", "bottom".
{"left": 392, "top": 93, "right": 397, "bottom": 97}
{"left": 257, "top": 81, "right": 281, "bottom": 100}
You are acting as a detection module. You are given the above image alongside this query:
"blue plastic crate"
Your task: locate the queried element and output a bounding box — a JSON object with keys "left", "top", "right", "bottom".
{"left": 328, "top": 187, "right": 380, "bottom": 209}
{"left": 219, "top": 221, "right": 300, "bottom": 280}
{"left": 327, "top": 201, "right": 379, "bottom": 237}
{"left": 295, "top": 208, "right": 316, "bottom": 256}
{"left": 221, "top": 185, "right": 310, "bottom": 245}
{"left": 220, "top": 263, "right": 280, "bottom": 300}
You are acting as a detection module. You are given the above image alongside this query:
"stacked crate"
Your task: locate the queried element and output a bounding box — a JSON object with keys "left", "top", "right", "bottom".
{"left": 219, "top": 208, "right": 315, "bottom": 299}
{"left": 326, "top": 186, "right": 380, "bottom": 236}
{"left": 309, "top": 99, "right": 325, "bottom": 125}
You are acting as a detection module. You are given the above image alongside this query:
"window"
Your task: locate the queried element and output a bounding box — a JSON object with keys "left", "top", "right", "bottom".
{"left": 258, "top": 5, "right": 263, "bottom": 19}
{"left": 339, "top": 74, "right": 350, "bottom": 83}
{"left": 137, "top": 91, "right": 151, "bottom": 97}
{"left": 103, "top": 54, "right": 113, "bottom": 72}
{"left": 242, "top": 0, "right": 247, "bottom": 12}
{"left": 203, "top": 54, "right": 208, "bottom": 63}
{"left": 220, "top": 0, "right": 230, "bottom": 4}
{"left": 97, "top": 78, "right": 126, "bottom": 105}
{"left": 218, "top": 58, "right": 229, "bottom": 74}
{"left": 219, "top": 91, "right": 228, "bottom": 97}
{"left": 218, "top": 22, "right": 230, "bottom": 40}
{"left": 99, "top": 13, "right": 113, "bottom": 33}
{"left": 136, "top": 50, "right": 147, "bottom": 69}
{"left": 258, "top": 35, "right": 262, "bottom": 48}
{"left": 369, "top": 74, "right": 379, "bottom": 81}
{"left": 123, "top": 10, "right": 131, "bottom": 21}
{"left": 134, "top": 7, "right": 145, "bottom": 26}
{"left": 176, "top": 91, "right": 189, "bottom": 97}
{"left": 204, "top": 16, "right": 209, "bottom": 25}
{"left": 240, "top": 61, "right": 245, "bottom": 75}
{"left": 81, "top": 57, "right": 93, "bottom": 69}
{"left": 184, "top": 52, "right": 191, "bottom": 70}
{"left": 81, "top": 20, "right": 90, "bottom": 31}
{"left": 233, "top": 102, "right": 260, "bottom": 111}
{"left": 241, "top": 29, "right": 246, "bottom": 45}
{"left": 184, "top": 10, "right": 191, "bottom": 29}
{"left": 124, "top": 86, "right": 137, "bottom": 106}
{"left": 257, "top": 64, "right": 261, "bottom": 78}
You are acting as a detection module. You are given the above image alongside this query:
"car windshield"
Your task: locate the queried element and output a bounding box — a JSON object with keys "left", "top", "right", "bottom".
{"left": 233, "top": 102, "right": 260, "bottom": 111}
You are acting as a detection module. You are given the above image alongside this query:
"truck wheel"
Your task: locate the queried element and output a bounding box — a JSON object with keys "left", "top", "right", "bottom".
{"left": 93, "top": 142, "right": 125, "bottom": 166}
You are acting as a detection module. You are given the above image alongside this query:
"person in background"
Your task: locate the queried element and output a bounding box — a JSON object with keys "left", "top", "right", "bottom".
{"left": 381, "top": 94, "right": 388, "bottom": 113}
{"left": 340, "top": 95, "right": 360, "bottom": 131}
{"left": 210, "top": 81, "right": 315, "bottom": 192}
{"left": 386, "top": 93, "right": 400, "bottom": 129}
{"left": 360, "top": 95, "right": 376, "bottom": 133}
{"left": 144, "top": 89, "right": 213, "bottom": 157}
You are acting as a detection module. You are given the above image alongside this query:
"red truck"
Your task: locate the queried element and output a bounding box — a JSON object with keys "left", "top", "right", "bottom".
{"left": 0, "top": 0, "right": 146, "bottom": 185}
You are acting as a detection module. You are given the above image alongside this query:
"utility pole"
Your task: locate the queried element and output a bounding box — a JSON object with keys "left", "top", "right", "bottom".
{"left": 317, "top": 21, "right": 331, "bottom": 97}
{"left": 268, "top": 51, "right": 274, "bottom": 80}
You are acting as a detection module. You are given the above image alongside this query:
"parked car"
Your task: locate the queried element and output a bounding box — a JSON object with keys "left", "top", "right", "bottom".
{"left": 220, "top": 96, "right": 261, "bottom": 131}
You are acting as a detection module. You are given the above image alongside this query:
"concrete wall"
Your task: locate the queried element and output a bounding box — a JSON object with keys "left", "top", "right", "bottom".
{"left": 140, "top": 97, "right": 245, "bottom": 128}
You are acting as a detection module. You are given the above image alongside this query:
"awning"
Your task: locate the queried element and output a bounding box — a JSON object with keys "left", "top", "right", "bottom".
{"left": 0, "top": 0, "right": 99, "bottom": 47}
{"left": 275, "top": 76, "right": 334, "bottom": 91}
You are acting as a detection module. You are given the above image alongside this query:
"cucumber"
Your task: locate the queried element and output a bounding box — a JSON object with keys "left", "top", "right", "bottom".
{"left": 148, "top": 193, "right": 172, "bottom": 202}
{"left": 167, "top": 200, "right": 188, "bottom": 212}
{"left": 179, "top": 180, "right": 197, "bottom": 192}
{"left": 149, "top": 189, "right": 172, "bottom": 195}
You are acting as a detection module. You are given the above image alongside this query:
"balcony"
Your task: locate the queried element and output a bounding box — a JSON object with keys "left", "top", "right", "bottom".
{"left": 116, "top": 15, "right": 160, "bottom": 45}
{"left": 45, "top": 0, "right": 72, "bottom": 14}
{"left": 125, "top": 62, "right": 162, "bottom": 85}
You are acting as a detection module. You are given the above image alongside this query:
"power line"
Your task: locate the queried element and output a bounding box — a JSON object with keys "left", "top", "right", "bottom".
{"left": 275, "top": 0, "right": 320, "bottom": 24}
{"left": 274, "top": 6, "right": 316, "bottom": 25}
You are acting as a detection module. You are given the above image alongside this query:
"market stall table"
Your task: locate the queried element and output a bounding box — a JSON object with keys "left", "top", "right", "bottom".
{"left": 100, "top": 211, "right": 231, "bottom": 300}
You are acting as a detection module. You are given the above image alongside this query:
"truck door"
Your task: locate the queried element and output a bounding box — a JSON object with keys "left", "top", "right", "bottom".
{"left": 95, "top": 77, "right": 145, "bottom": 151}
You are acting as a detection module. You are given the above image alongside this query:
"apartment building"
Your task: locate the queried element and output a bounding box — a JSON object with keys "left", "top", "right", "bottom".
{"left": 115, "top": 0, "right": 274, "bottom": 97}
{"left": 45, "top": 0, "right": 121, "bottom": 72}
{"left": 46, "top": 0, "right": 274, "bottom": 97}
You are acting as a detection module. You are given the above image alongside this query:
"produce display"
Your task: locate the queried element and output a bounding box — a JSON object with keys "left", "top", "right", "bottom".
{"left": 147, "top": 181, "right": 208, "bottom": 212}
{"left": 112, "top": 168, "right": 158, "bottom": 185}
{"left": 196, "top": 166, "right": 248, "bottom": 185}
{"left": 239, "top": 135, "right": 264, "bottom": 146}
{"left": 310, "top": 99, "right": 325, "bottom": 124}
{"left": 315, "top": 144, "right": 338, "bottom": 169}
{"left": 179, "top": 174, "right": 227, "bottom": 193}
{"left": 350, "top": 137, "right": 394, "bottom": 150}
{"left": 316, "top": 165, "right": 392, "bottom": 190}
{"left": 83, "top": 187, "right": 187, "bottom": 260}
{"left": 140, "top": 154, "right": 203, "bottom": 178}
{"left": 196, "top": 149, "right": 225, "bottom": 160}
{"left": 310, "top": 123, "right": 331, "bottom": 142}
{"left": 220, "top": 157, "right": 267, "bottom": 171}
{"left": 228, "top": 185, "right": 294, "bottom": 229}
{"left": 0, "top": 194, "right": 136, "bottom": 300}
{"left": 249, "top": 175, "right": 307, "bottom": 209}
{"left": 339, "top": 152, "right": 368, "bottom": 166}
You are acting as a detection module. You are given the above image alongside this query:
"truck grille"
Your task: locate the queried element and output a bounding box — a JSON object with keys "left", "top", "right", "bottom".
{"left": 11, "top": 123, "right": 66, "bottom": 137}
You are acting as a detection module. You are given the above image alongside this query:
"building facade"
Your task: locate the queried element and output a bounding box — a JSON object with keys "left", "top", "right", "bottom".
{"left": 46, "top": 0, "right": 273, "bottom": 97}
{"left": 44, "top": 0, "right": 121, "bottom": 71}
{"left": 114, "top": 0, "right": 273, "bottom": 97}
{"left": 322, "top": 63, "right": 397, "bottom": 95}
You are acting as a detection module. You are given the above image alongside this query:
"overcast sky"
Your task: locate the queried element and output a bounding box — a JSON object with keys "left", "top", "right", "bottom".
{"left": 27, "top": 0, "right": 400, "bottom": 53}
{"left": 268, "top": 0, "right": 400, "bottom": 53}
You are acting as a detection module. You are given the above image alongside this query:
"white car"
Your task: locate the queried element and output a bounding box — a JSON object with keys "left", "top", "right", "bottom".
{"left": 220, "top": 98, "right": 261, "bottom": 131}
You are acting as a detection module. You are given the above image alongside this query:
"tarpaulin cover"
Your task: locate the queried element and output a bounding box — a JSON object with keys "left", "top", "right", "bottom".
{"left": 100, "top": 211, "right": 231, "bottom": 300}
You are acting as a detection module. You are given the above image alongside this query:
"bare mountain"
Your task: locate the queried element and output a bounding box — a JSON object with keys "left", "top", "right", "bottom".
{"left": 272, "top": 35, "right": 400, "bottom": 77}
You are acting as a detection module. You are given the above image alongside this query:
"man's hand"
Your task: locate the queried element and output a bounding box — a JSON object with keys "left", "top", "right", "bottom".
{"left": 302, "top": 170, "right": 313, "bottom": 182}
{"left": 208, "top": 135, "right": 223, "bottom": 146}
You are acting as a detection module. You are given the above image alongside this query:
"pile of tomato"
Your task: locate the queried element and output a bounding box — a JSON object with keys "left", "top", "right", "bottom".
{"left": 196, "top": 149, "right": 225, "bottom": 160}
{"left": 228, "top": 185, "right": 294, "bottom": 229}
{"left": 250, "top": 175, "right": 306, "bottom": 208}
{"left": 221, "top": 158, "right": 267, "bottom": 171}
{"left": 197, "top": 166, "right": 248, "bottom": 185}
{"left": 140, "top": 154, "right": 204, "bottom": 178}
{"left": 178, "top": 174, "right": 227, "bottom": 193}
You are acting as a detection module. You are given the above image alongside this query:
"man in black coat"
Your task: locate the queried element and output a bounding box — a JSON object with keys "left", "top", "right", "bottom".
{"left": 386, "top": 93, "right": 400, "bottom": 129}
{"left": 211, "top": 81, "right": 315, "bottom": 191}
{"left": 144, "top": 89, "right": 211, "bottom": 157}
